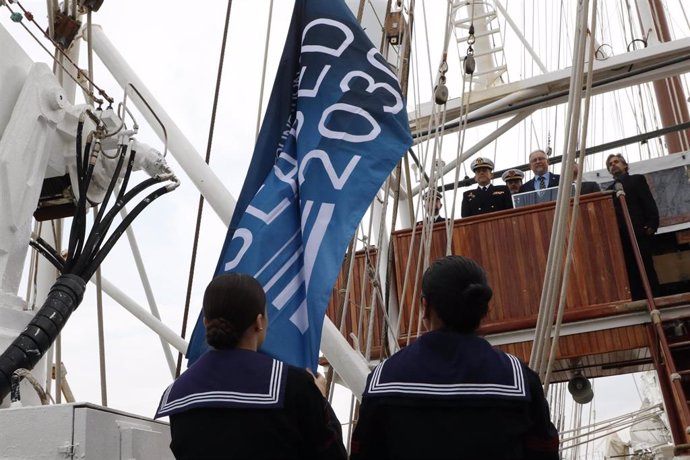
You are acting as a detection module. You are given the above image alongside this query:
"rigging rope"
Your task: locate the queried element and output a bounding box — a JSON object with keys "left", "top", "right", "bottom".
{"left": 391, "top": 0, "right": 455, "bottom": 349}
{"left": 542, "top": 0, "right": 598, "bottom": 392}
{"left": 4, "top": 1, "right": 113, "bottom": 105}
{"left": 254, "top": 0, "right": 274, "bottom": 140}
{"left": 530, "top": 0, "right": 592, "bottom": 379}
{"left": 444, "top": 14, "right": 476, "bottom": 255}
{"left": 176, "top": 0, "right": 233, "bottom": 377}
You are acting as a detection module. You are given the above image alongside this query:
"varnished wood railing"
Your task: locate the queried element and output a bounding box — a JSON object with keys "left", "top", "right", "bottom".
{"left": 391, "top": 192, "right": 630, "bottom": 338}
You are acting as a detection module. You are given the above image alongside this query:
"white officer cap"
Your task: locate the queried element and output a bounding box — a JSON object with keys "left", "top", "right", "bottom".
{"left": 470, "top": 157, "right": 494, "bottom": 172}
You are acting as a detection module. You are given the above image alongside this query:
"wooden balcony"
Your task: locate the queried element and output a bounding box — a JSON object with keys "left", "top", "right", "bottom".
{"left": 326, "top": 192, "right": 690, "bottom": 379}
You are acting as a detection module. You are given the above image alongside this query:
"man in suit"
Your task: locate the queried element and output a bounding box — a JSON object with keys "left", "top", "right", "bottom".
{"left": 461, "top": 157, "right": 513, "bottom": 218}
{"left": 572, "top": 163, "right": 600, "bottom": 194}
{"left": 519, "top": 149, "right": 560, "bottom": 193}
{"left": 606, "top": 153, "right": 660, "bottom": 300}
{"left": 501, "top": 168, "right": 524, "bottom": 194}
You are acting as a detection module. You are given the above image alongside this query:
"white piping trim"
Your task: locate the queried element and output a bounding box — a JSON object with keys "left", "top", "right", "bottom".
{"left": 366, "top": 354, "right": 526, "bottom": 397}
{"left": 158, "top": 360, "right": 284, "bottom": 415}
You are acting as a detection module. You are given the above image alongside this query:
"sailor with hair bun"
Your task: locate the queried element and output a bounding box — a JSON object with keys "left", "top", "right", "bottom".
{"left": 156, "top": 273, "right": 347, "bottom": 460}
{"left": 351, "top": 256, "right": 559, "bottom": 460}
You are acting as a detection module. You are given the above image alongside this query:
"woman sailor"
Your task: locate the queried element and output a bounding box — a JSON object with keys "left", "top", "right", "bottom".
{"left": 155, "top": 273, "right": 347, "bottom": 459}
{"left": 350, "top": 256, "right": 559, "bottom": 459}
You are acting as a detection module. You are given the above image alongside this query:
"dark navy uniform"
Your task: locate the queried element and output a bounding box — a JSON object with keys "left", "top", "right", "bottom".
{"left": 156, "top": 349, "right": 346, "bottom": 459}
{"left": 461, "top": 184, "right": 513, "bottom": 218}
{"left": 350, "top": 331, "right": 559, "bottom": 460}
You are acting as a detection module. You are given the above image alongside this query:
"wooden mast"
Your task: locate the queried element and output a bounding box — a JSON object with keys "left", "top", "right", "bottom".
{"left": 640, "top": 0, "right": 690, "bottom": 153}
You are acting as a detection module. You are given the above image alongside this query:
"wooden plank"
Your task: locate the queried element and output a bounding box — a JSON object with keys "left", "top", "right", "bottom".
{"left": 496, "top": 325, "right": 652, "bottom": 379}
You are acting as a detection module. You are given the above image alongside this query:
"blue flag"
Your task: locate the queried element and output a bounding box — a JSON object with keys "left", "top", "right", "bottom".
{"left": 187, "top": 0, "right": 412, "bottom": 371}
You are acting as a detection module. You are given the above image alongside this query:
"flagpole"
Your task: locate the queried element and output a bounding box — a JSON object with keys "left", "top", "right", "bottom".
{"left": 321, "top": 318, "right": 370, "bottom": 398}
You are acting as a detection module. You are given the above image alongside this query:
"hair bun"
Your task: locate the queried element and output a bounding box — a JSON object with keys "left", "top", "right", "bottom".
{"left": 462, "top": 283, "right": 493, "bottom": 304}
{"left": 206, "top": 317, "right": 241, "bottom": 348}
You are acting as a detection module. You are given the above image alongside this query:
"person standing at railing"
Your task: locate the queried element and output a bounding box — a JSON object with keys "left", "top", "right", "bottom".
{"left": 519, "top": 149, "right": 560, "bottom": 192}
{"left": 417, "top": 189, "right": 446, "bottom": 225}
{"left": 461, "top": 157, "right": 513, "bottom": 217}
{"left": 606, "top": 153, "right": 660, "bottom": 300}
{"left": 501, "top": 168, "right": 525, "bottom": 194}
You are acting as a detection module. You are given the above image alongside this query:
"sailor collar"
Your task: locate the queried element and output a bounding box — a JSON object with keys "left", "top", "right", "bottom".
{"left": 155, "top": 349, "right": 288, "bottom": 418}
{"left": 363, "top": 331, "right": 530, "bottom": 401}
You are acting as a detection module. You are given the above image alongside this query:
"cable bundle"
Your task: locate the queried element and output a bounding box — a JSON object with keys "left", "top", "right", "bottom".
{"left": 0, "top": 111, "right": 179, "bottom": 401}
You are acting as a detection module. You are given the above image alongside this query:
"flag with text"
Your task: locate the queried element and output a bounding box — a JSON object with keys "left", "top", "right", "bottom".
{"left": 188, "top": 0, "right": 412, "bottom": 370}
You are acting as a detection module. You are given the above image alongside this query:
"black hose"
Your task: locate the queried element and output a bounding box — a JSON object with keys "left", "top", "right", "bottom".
{"left": 82, "top": 184, "right": 172, "bottom": 280}
{"left": 75, "top": 120, "right": 84, "bottom": 180}
{"left": 93, "top": 143, "right": 128, "bottom": 227}
{"left": 0, "top": 275, "right": 85, "bottom": 401}
{"left": 117, "top": 150, "right": 137, "bottom": 202}
{"left": 28, "top": 240, "right": 65, "bottom": 272}
{"left": 71, "top": 177, "right": 161, "bottom": 275}
{"left": 65, "top": 139, "right": 94, "bottom": 269}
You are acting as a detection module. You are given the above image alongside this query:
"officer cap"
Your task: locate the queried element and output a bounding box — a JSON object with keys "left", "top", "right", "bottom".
{"left": 424, "top": 189, "right": 442, "bottom": 200}
{"left": 470, "top": 157, "right": 494, "bottom": 172}
{"left": 501, "top": 169, "right": 524, "bottom": 182}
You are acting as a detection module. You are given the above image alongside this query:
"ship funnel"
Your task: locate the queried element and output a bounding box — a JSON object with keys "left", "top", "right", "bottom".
{"left": 568, "top": 373, "right": 594, "bottom": 404}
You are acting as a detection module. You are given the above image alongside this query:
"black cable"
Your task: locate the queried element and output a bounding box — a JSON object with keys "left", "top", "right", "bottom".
{"left": 93, "top": 143, "right": 128, "bottom": 227}
{"left": 65, "top": 137, "right": 96, "bottom": 268}
{"left": 28, "top": 240, "right": 65, "bottom": 272}
{"left": 82, "top": 184, "right": 173, "bottom": 280}
{"left": 0, "top": 275, "right": 86, "bottom": 401}
{"left": 75, "top": 120, "right": 84, "bottom": 180}
{"left": 117, "top": 150, "right": 137, "bottom": 202}
{"left": 70, "top": 177, "right": 162, "bottom": 275}
{"left": 66, "top": 130, "right": 88, "bottom": 260}
{"left": 33, "top": 236, "right": 65, "bottom": 266}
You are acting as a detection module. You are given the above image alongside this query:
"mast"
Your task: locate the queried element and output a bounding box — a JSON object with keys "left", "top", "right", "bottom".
{"left": 637, "top": 0, "right": 690, "bottom": 153}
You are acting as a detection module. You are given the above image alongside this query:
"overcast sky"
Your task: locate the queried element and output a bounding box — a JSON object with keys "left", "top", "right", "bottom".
{"left": 3, "top": 0, "right": 684, "bottom": 451}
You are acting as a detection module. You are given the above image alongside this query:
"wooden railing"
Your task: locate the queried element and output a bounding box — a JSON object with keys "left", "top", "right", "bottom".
{"left": 391, "top": 192, "right": 630, "bottom": 337}
{"left": 326, "top": 192, "right": 637, "bottom": 356}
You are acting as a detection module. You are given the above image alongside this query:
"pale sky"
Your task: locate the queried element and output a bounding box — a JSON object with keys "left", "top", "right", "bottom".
{"left": 2, "top": 0, "right": 685, "bottom": 452}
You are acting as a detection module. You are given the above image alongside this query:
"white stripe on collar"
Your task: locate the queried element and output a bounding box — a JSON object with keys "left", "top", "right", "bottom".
{"left": 158, "top": 359, "right": 284, "bottom": 415}
{"left": 366, "top": 353, "right": 526, "bottom": 398}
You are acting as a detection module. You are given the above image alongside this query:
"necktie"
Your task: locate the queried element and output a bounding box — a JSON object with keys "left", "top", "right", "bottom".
{"left": 482, "top": 186, "right": 487, "bottom": 192}
{"left": 538, "top": 176, "right": 546, "bottom": 189}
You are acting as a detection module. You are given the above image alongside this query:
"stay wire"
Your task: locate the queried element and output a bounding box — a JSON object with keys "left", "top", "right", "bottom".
{"left": 177, "top": 0, "right": 234, "bottom": 377}
{"left": 5, "top": 1, "right": 112, "bottom": 104}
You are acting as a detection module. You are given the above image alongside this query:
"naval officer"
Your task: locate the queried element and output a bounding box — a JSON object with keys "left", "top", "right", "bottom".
{"left": 461, "top": 157, "right": 513, "bottom": 218}
{"left": 501, "top": 168, "right": 525, "bottom": 194}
